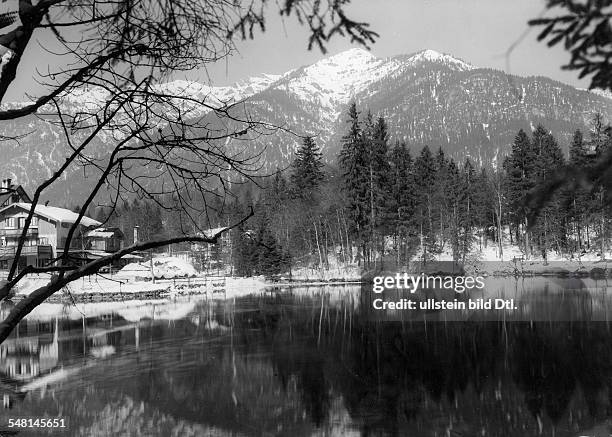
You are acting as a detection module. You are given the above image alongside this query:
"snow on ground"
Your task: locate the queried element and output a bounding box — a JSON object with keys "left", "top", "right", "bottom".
{"left": 464, "top": 239, "right": 612, "bottom": 275}
{"left": 223, "top": 276, "right": 269, "bottom": 294}
{"left": 401, "top": 231, "right": 612, "bottom": 276}
{"left": 288, "top": 265, "right": 362, "bottom": 282}
{"left": 15, "top": 274, "right": 170, "bottom": 296}
{"left": 13, "top": 233, "right": 612, "bottom": 310}
{"left": 117, "top": 256, "right": 197, "bottom": 280}
{"left": 15, "top": 256, "right": 202, "bottom": 297}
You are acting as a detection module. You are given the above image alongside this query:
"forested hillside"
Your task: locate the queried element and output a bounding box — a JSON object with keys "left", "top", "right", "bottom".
{"left": 101, "top": 103, "right": 612, "bottom": 276}
{"left": 1, "top": 49, "right": 611, "bottom": 205}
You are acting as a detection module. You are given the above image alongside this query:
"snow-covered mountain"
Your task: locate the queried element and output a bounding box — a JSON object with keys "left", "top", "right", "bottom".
{"left": 56, "top": 72, "right": 283, "bottom": 113}
{"left": 1, "top": 48, "right": 611, "bottom": 204}
{"left": 267, "top": 48, "right": 474, "bottom": 121}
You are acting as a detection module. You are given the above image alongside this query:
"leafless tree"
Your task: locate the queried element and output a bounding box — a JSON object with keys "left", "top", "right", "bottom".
{"left": 0, "top": 0, "right": 377, "bottom": 342}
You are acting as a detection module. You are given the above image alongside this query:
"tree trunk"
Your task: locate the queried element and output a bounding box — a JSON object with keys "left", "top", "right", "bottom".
{"left": 497, "top": 194, "right": 503, "bottom": 261}
{"left": 601, "top": 190, "right": 606, "bottom": 261}
{"left": 313, "top": 218, "right": 324, "bottom": 269}
{"left": 369, "top": 162, "right": 376, "bottom": 269}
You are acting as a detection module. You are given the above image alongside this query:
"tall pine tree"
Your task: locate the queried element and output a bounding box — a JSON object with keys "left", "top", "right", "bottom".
{"left": 413, "top": 145, "right": 438, "bottom": 261}
{"left": 291, "top": 136, "right": 325, "bottom": 203}
{"left": 503, "top": 129, "right": 536, "bottom": 255}
{"left": 338, "top": 102, "right": 370, "bottom": 265}
{"left": 387, "top": 141, "right": 416, "bottom": 266}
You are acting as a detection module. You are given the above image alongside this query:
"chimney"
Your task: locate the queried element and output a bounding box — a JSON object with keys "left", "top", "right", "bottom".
{"left": 1, "top": 180, "right": 5, "bottom": 190}
{"left": 6, "top": 179, "right": 11, "bottom": 189}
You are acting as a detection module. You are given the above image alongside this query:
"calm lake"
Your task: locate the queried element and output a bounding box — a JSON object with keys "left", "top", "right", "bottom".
{"left": 2, "top": 278, "right": 612, "bottom": 436}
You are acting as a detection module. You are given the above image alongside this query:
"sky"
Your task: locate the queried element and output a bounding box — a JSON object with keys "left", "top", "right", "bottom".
{"left": 4, "top": 0, "right": 589, "bottom": 101}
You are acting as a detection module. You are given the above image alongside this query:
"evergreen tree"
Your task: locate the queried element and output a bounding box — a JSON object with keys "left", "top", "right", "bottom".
{"left": 569, "top": 130, "right": 587, "bottom": 167}
{"left": 265, "top": 168, "right": 291, "bottom": 249}
{"left": 565, "top": 130, "right": 588, "bottom": 252}
{"left": 445, "top": 158, "right": 462, "bottom": 260}
{"left": 232, "top": 206, "right": 290, "bottom": 277}
{"left": 531, "top": 125, "right": 565, "bottom": 258}
{"left": 472, "top": 168, "right": 495, "bottom": 251}
{"left": 503, "top": 129, "right": 536, "bottom": 254}
{"left": 255, "top": 213, "right": 289, "bottom": 277}
{"left": 367, "top": 116, "right": 391, "bottom": 267}
{"left": 387, "top": 141, "right": 416, "bottom": 266}
{"left": 290, "top": 136, "right": 328, "bottom": 266}
{"left": 433, "top": 147, "right": 450, "bottom": 250}
{"left": 338, "top": 102, "right": 369, "bottom": 264}
{"left": 588, "top": 113, "right": 612, "bottom": 258}
{"left": 413, "top": 145, "right": 438, "bottom": 260}
{"left": 458, "top": 159, "right": 477, "bottom": 261}
{"left": 291, "top": 136, "right": 325, "bottom": 202}
{"left": 590, "top": 112, "right": 611, "bottom": 155}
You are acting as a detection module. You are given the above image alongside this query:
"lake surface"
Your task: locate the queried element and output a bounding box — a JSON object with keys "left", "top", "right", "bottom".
{"left": 2, "top": 278, "right": 612, "bottom": 436}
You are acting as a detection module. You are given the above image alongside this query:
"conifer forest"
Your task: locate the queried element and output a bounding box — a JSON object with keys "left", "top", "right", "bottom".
{"left": 102, "top": 103, "right": 611, "bottom": 277}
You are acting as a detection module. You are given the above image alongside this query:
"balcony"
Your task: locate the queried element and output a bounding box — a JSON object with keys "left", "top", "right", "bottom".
{"left": 0, "top": 228, "right": 38, "bottom": 238}
{"left": 0, "top": 245, "right": 52, "bottom": 259}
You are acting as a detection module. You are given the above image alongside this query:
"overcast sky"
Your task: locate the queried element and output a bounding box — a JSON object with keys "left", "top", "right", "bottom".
{"left": 201, "top": 0, "right": 587, "bottom": 89}
{"left": 4, "top": 0, "right": 588, "bottom": 101}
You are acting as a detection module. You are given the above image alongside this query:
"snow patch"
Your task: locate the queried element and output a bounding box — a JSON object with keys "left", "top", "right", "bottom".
{"left": 274, "top": 48, "right": 403, "bottom": 120}
{"left": 118, "top": 256, "right": 197, "bottom": 279}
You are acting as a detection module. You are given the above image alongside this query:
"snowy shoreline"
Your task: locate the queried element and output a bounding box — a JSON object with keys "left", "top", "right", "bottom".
{"left": 8, "top": 252, "right": 612, "bottom": 304}
{"left": 10, "top": 273, "right": 363, "bottom": 302}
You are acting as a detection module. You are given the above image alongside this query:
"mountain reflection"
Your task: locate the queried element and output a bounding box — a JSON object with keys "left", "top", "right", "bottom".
{"left": 1, "top": 281, "right": 612, "bottom": 436}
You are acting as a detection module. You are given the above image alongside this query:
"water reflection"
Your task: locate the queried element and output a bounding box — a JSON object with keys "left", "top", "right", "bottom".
{"left": 1, "top": 280, "right": 612, "bottom": 435}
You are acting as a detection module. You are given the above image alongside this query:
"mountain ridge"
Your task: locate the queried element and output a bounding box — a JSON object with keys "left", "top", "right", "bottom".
{"left": 0, "top": 48, "right": 611, "bottom": 203}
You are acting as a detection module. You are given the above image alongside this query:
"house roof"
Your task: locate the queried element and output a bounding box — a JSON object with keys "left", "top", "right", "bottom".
{"left": 203, "top": 227, "right": 228, "bottom": 238}
{"left": 0, "top": 186, "right": 31, "bottom": 206}
{"left": 2, "top": 203, "right": 101, "bottom": 227}
{"left": 86, "top": 228, "right": 123, "bottom": 239}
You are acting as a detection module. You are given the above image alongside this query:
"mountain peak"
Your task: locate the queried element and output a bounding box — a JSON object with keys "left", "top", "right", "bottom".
{"left": 325, "top": 47, "right": 375, "bottom": 63}
{"left": 277, "top": 47, "right": 396, "bottom": 119}
{"left": 402, "top": 49, "right": 474, "bottom": 71}
{"left": 412, "top": 49, "right": 446, "bottom": 60}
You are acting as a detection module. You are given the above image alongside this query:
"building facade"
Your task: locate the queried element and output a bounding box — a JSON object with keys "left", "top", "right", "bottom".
{"left": 0, "top": 203, "right": 102, "bottom": 270}
{"left": 85, "top": 227, "right": 125, "bottom": 254}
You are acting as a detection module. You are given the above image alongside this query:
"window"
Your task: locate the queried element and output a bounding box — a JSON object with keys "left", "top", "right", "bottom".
{"left": 17, "top": 217, "right": 25, "bottom": 229}
{"left": 61, "top": 223, "right": 71, "bottom": 229}
{"left": 5, "top": 218, "right": 15, "bottom": 228}
{"left": 31, "top": 217, "right": 38, "bottom": 227}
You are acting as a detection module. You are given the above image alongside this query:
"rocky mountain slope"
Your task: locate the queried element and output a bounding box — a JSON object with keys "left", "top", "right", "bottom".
{"left": 1, "top": 48, "right": 610, "bottom": 204}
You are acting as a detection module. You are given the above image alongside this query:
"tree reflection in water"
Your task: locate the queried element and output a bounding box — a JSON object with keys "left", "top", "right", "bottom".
{"left": 1, "top": 284, "right": 612, "bottom": 436}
